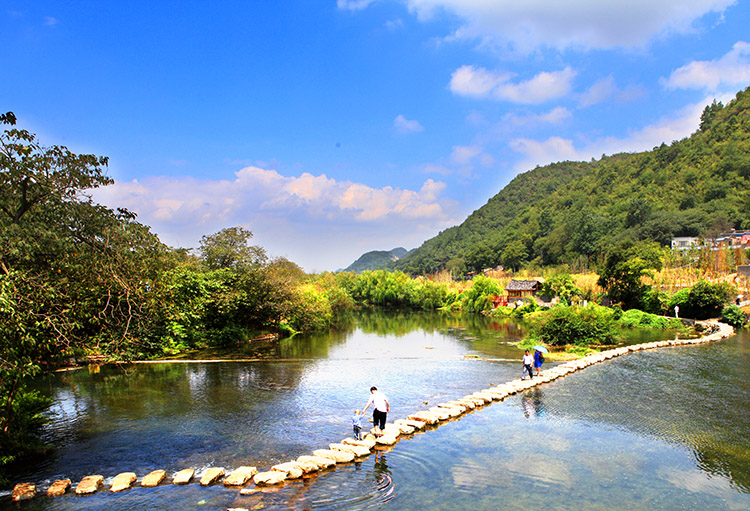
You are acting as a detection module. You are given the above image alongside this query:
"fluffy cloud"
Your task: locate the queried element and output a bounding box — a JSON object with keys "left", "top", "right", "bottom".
{"left": 508, "top": 95, "right": 730, "bottom": 171}
{"left": 92, "top": 167, "right": 456, "bottom": 270}
{"left": 394, "top": 114, "right": 424, "bottom": 133}
{"left": 663, "top": 41, "right": 750, "bottom": 90}
{"left": 405, "top": 0, "right": 736, "bottom": 51}
{"left": 450, "top": 65, "right": 576, "bottom": 103}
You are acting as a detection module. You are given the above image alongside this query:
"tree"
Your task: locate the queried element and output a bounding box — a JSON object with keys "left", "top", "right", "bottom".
{"left": 598, "top": 242, "right": 663, "bottom": 310}
{"left": 1, "top": 112, "right": 169, "bottom": 477}
{"left": 198, "top": 226, "right": 266, "bottom": 270}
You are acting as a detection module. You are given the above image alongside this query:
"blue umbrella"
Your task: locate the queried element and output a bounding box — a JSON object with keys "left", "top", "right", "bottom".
{"left": 532, "top": 345, "right": 549, "bottom": 353}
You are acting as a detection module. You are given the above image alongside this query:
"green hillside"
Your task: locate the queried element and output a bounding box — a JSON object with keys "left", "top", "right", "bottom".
{"left": 343, "top": 247, "right": 411, "bottom": 273}
{"left": 394, "top": 87, "right": 750, "bottom": 275}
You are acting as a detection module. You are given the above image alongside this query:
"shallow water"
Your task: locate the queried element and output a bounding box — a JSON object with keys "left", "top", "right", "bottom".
{"left": 4, "top": 311, "right": 748, "bottom": 510}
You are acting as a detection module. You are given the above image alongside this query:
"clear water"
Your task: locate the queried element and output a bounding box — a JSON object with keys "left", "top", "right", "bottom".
{"left": 4, "top": 311, "right": 749, "bottom": 510}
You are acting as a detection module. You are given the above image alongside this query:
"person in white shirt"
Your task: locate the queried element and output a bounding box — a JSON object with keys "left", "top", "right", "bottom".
{"left": 522, "top": 350, "right": 534, "bottom": 380}
{"left": 362, "top": 386, "right": 390, "bottom": 436}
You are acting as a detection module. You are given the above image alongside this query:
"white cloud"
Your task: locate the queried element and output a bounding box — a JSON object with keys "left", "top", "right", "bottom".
{"left": 663, "top": 41, "right": 750, "bottom": 90}
{"left": 43, "top": 16, "right": 58, "bottom": 26}
{"left": 91, "top": 166, "right": 457, "bottom": 271}
{"left": 450, "top": 145, "right": 481, "bottom": 165}
{"left": 508, "top": 94, "right": 733, "bottom": 171}
{"left": 394, "top": 114, "right": 424, "bottom": 133}
{"left": 450, "top": 65, "right": 576, "bottom": 104}
{"left": 579, "top": 76, "right": 617, "bottom": 107}
{"left": 337, "top": 0, "right": 377, "bottom": 11}
{"left": 405, "top": 0, "right": 736, "bottom": 51}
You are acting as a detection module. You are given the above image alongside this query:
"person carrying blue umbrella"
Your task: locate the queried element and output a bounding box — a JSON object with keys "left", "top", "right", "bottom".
{"left": 533, "top": 345, "right": 548, "bottom": 376}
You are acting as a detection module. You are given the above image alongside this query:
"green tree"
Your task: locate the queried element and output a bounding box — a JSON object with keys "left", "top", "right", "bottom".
{"left": 598, "top": 242, "right": 663, "bottom": 310}
{"left": 198, "top": 226, "right": 267, "bottom": 270}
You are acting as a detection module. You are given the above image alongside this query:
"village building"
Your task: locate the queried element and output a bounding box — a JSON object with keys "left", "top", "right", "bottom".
{"left": 504, "top": 279, "right": 541, "bottom": 301}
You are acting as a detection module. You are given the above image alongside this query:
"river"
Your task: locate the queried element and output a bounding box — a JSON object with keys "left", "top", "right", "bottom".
{"left": 4, "top": 310, "right": 749, "bottom": 510}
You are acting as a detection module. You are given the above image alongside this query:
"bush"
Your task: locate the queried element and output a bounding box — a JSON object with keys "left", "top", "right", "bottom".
{"left": 668, "top": 281, "right": 734, "bottom": 320}
{"left": 721, "top": 305, "right": 748, "bottom": 328}
{"left": 618, "top": 309, "right": 682, "bottom": 329}
{"left": 531, "top": 304, "right": 616, "bottom": 346}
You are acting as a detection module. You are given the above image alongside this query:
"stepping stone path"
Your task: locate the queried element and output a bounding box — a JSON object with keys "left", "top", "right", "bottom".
{"left": 9, "top": 320, "right": 734, "bottom": 501}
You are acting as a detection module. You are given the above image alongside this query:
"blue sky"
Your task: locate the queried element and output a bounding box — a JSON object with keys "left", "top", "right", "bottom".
{"left": 3, "top": 1, "right": 750, "bottom": 271}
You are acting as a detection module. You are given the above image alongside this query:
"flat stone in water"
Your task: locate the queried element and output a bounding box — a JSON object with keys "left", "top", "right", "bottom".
{"left": 329, "top": 442, "right": 371, "bottom": 457}
{"left": 223, "top": 466, "right": 258, "bottom": 486}
{"left": 313, "top": 448, "right": 355, "bottom": 463}
{"left": 296, "top": 455, "right": 336, "bottom": 469}
{"left": 172, "top": 468, "right": 194, "bottom": 485}
{"left": 141, "top": 469, "right": 167, "bottom": 487}
{"left": 253, "top": 470, "right": 287, "bottom": 486}
{"left": 12, "top": 483, "right": 35, "bottom": 502}
{"left": 110, "top": 472, "right": 136, "bottom": 492}
{"left": 75, "top": 475, "right": 103, "bottom": 495}
{"left": 200, "top": 467, "right": 225, "bottom": 486}
{"left": 271, "top": 462, "right": 303, "bottom": 479}
{"left": 47, "top": 479, "right": 71, "bottom": 497}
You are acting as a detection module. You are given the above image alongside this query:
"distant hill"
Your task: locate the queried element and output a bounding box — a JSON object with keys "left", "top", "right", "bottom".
{"left": 343, "top": 247, "right": 412, "bottom": 273}
{"left": 394, "top": 87, "right": 750, "bottom": 275}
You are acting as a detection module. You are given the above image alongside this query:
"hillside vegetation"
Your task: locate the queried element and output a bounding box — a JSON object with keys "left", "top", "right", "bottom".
{"left": 394, "top": 88, "right": 750, "bottom": 275}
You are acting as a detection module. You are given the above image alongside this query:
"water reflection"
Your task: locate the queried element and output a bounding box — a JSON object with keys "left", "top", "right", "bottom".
{"left": 521, "top": 388, "right": 546, "bottom": 419}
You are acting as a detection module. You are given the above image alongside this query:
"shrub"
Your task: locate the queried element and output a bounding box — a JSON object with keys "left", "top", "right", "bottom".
{"left": 668, "top": 281, "right": 734, "bottom": 319}
{"left": 531, "top": 304, "right": 616, "bottom": 346}
{"left": 618, "top": 309, "right": 682, "bottom": 329}
{"left": 721, "top": 305, "right": 748, "bottom": 328}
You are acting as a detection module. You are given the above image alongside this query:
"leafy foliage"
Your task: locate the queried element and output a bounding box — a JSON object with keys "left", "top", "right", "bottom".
{"left": 667, "top": 280, "right": 735, "bottom": 320}
{"left": 721, "top": 305, "right": 748, "bottom": 328}
{"left": 394, "top": 87, "right": 750, "bottom": 275}
{"left": 530, "top": 305, "right": 616, "bottom": 346}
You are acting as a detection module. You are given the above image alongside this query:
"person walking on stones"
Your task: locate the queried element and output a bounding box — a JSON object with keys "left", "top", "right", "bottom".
{"left": 362, "top": 386, "right": 389, "bottom": 436}
{"left": 533, "top": 348, "right": 544, "bottom": 376}
{"left": 522, "top": 350, "right": 534, "bottom": 380}
{"left": 352, "top": 409, "right": 363, "bottom": 440}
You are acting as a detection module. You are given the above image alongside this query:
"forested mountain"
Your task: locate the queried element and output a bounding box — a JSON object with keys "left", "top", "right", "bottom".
{"left": 394, "top": 87, "right": 750, "bottom": 275}
{"left": 343, "top": 247, "right": 411, "bottom": 273}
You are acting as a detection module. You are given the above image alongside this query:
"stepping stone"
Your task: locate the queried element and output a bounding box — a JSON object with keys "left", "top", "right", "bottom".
{"left": 407, "top": 411, "right": 440, "bottom": 424}
{"left": 330, "top": 442, "right": 371, "bottom": 457}
{"left": 388, "top": 422, "right": 415, "bottom": 435}
{"left": 141, "top": 470, "right": 167, "bottom": 487}
{"left": 47, "top": 479, "right": 71, "bottom": 497}
{"left": 294, "top": 460, "right": 320, "bottom": 474}
{"left": 375, "top": 434, "right": 398, "bottom": 445}
{"left": 313, "top": 449, "right": 355, "bottom": 463}
{"left": 12, "top": 483, "right": 35, "bottom": 502}
{"left": 297, "top": 455, "right": 336, "bottom": 469}
{"left": 394, "top": 419, "right": 427, "bottom": 429}
{"left": 224, "top": 466, "right": 258, "bottom": 486}
{"left": 271, "top": 462, "right": 303, "bottom": 479}
{"left": 172, "top": 468, "right": 195, "bottom": 485}
{"left": 342, "top": 437, "right": 377, "bottom": 448}
{"left": 200, "top": 467, "right": 225, "bottom": 486}
{"left": 110, "top": 472, "right": 137, "bottom": 492}
{"left": 75, "top": 475, "right": 104, "bottom": 495}
{"left": 427, "top": 407, "right": 454, "bottom": 420}
{"left": 253, "top": 471, "right": 287, "bottom": 486}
